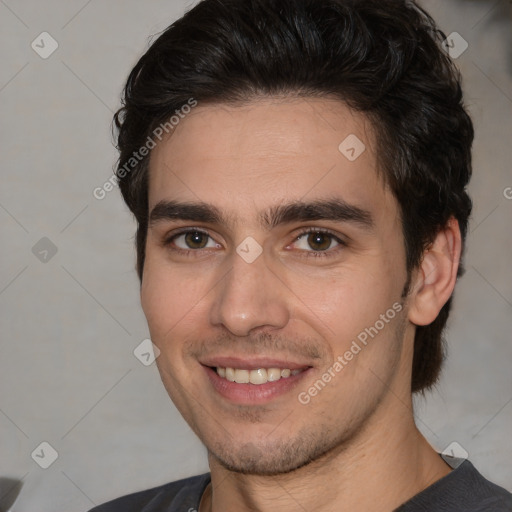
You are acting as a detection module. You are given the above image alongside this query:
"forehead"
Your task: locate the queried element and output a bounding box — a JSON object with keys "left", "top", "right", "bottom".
{"left": 147, "top": 97, "right": 394, "bottom": 220}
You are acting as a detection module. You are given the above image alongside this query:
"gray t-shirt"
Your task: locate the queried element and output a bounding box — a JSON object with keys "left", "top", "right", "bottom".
{"left": 89, "top": 457, "right": 512, "bottom": 511}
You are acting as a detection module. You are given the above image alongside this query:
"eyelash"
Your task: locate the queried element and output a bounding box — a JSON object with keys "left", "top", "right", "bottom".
{"left": 163, "top": 227, "right": 346, "bottom": 260}
{"left": 292, "top": 228, "right": 346, "bottom": 259}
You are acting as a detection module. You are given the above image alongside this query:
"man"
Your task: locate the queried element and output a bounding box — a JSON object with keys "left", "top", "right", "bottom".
{"left": 90, "top": 0, "right": 512, "bottom": 510}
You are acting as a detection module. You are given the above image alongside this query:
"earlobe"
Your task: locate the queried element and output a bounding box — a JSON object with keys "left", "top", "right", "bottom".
{"left": 408, "top": 218, "right": 462, "bottom": 326}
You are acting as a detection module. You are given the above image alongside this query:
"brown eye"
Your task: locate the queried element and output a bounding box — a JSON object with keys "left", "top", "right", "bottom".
{"left": 291, "top": 229, "right": 345, "bottom": 259}
{"left": 184, "top": 231, "right": 209, "bottom": 249}
{"left": 166, "top": 230, "right": 218, "bottom": 251}
{"left": 306, "top": 232, "right": 333, "bottom": 251}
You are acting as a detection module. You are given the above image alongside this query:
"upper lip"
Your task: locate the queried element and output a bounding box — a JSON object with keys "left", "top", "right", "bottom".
{"left": 200, "top": 356, "right": 312, "bottom": 371}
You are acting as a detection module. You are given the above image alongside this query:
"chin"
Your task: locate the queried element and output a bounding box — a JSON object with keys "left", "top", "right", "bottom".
{"left": 208, "top": 427, "right": 346, "bottom": 476}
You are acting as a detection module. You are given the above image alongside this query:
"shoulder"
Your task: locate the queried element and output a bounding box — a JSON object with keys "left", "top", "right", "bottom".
{"left": 396, "top": 458, "right": 512, "bottom": 512}
{"left": 87, "top": 473, "right": 211, "bottom": 512}
{"left": 444, "top": 459, "right": 512, "bottom": 511}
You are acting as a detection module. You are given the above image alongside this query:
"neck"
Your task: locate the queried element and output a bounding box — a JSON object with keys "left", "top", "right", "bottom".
{"left": 201, "top": 390, "right": 451, "bottom": 512}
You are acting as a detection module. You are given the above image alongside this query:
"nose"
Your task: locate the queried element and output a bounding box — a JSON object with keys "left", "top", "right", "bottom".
{"left": 209, "top": 247, "right": 290, "bottom": 337}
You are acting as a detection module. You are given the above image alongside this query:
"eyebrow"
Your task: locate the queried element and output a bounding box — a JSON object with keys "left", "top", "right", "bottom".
{"left": 149, "top": 198, "right": 374, "bottom": 231}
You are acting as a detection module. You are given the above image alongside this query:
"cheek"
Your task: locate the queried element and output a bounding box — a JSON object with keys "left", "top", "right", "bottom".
{"left": 140, "top": 251, "right": 221, "bottom": 368}
{"left": 284, "top": 261, "right": 402, "bottom": 348}
{"left": 141, "top": 264, "right": 172, "bottom": 334}
{"left": 140, "top": 262, "right": 198, "bottom": 395}
{"left": 140, "top": 255, "right": 196, "bottom": 341}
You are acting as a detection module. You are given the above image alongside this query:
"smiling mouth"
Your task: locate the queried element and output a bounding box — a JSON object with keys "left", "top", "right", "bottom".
{"left": 213, "top": 366, "right": 306, "bottom": 385}
{"left": 202, "top": 362, "right": 312, "bottom": 404}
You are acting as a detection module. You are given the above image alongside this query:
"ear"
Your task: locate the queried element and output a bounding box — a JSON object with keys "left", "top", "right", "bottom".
{"left": 408, "top": 218, "right": 462, "bottom": 326}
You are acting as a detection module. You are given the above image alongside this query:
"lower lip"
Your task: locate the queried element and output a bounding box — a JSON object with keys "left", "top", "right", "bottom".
{"left": 203, "top": 365, "right": 312, "bottom": 405}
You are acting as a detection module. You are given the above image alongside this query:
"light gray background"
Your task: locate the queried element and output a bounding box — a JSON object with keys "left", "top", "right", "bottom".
{"left": 0, "top": 0, "right": 511, "bottom": 510}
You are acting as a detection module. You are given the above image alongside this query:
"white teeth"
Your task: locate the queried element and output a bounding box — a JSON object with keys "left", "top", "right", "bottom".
{"left": 267, "top": 368, "right": 281, "bottom": 382}
{"left": 234, "top": 369, "right": 250, "bottom": 384}
{"left": 215, "top": 366, "right": 305, "bottom": 385}
{"left": 249, "top": 368, "right": 267, "bottom": 384}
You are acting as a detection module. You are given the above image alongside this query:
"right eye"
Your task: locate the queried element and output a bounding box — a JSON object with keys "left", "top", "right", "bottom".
{"left": 164, "top": 229, "right": 221, "bottom": 252}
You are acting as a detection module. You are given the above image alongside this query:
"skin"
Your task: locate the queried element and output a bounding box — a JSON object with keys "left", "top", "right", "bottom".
{"left": 141, "top": 97, "right": 461, "bottom": 511}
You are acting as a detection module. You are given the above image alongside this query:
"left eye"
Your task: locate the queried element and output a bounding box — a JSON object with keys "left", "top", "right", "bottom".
{"left": 293, "top": 231, "right": 342, "bottom": 252}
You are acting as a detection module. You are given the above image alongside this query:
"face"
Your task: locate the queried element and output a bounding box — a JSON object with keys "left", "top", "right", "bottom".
{"left": 141, "top": 98, "right": 411, "bottom": 475}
